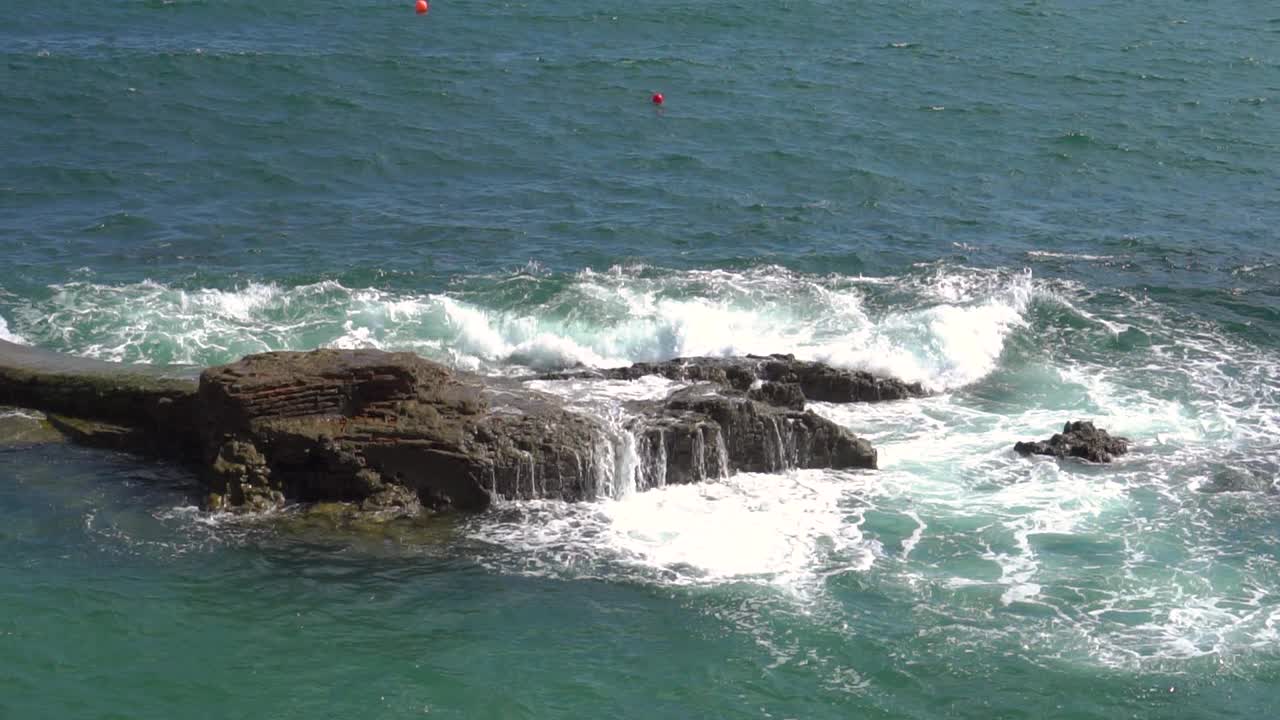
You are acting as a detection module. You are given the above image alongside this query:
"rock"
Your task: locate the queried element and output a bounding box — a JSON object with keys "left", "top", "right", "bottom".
{"left": 1014, "top": 421, "right": 1131, "bottom": 463}
{"left": 361, "top": 483, "right": 424, "bottom": 515}
{"left": 628, "top": 384, "right": 877, "bottom": 488}
{"left": 198, "top": 349, "right": 604, "bottom": 513}
{"left": 268, "top": 501, "right": 461, "bottom": 549}
{"left": 1197, "top": 457, "right": 1278, "bottom": 494}
{"left": 552, "top": 354, "right": 926, "bottom": 406}
{"left": 747, "top": 382, "right": 806, "bottom": 410}
{"left": 754, "top": 355, "right": 926, "bottom": 404}
{"left": 0, "top": 339, "right": 199, "bottom": 458}
{"left": 1, "top": 341, "right": 888, "bottom": 514}
{"left": 198, "top": 351, "right": 883, "bottom": 510}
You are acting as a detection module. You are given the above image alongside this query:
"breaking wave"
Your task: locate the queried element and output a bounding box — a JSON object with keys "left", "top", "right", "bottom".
{"left": 7, "top": 265, "right": 1042, "bottom": 391}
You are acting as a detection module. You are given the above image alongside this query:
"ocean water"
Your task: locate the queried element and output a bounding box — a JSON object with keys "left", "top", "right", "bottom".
{"left": 2, "top": 1, "right": 1280, "bottom": 717}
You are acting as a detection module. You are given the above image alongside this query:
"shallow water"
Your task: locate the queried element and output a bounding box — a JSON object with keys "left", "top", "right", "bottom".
{"left": 3, "top": 1, "right": 1279, "bottom": 717}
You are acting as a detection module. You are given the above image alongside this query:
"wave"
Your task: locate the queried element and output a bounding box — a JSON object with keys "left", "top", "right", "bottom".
{"left": 1027, "top": 250, "right": 1119, "bottom": 262}
{"left": 7, "top": 265, "right": 1042, "bottom": 392}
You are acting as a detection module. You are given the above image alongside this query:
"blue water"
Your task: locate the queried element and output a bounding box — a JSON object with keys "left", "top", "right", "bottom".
{"left": 2, "top": 1, "right": 1279, "bottom": 717}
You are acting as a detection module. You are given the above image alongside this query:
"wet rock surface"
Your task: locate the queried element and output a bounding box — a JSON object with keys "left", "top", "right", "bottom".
{"left": 626, "top": 385, "right": 877, "bottom": 488}
{"left": 1014, "top": 421, "right": 1131, "bottom": 463}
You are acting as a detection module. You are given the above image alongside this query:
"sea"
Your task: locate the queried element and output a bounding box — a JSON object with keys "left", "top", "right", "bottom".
{"left": 2, "top": 1, "right": 1279, "bottom": 717}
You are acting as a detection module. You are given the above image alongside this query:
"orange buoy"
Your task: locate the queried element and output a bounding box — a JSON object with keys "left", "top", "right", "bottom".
{"left": 415, "top": 0, "right": 429, "bottom": 14}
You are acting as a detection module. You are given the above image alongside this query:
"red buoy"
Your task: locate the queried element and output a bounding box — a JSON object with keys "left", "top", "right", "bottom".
{"left": 415, "top": 0, "right": 429, "bottom": 14}
{"left": 651, "top": 92, "right": 664, "bottom": 106}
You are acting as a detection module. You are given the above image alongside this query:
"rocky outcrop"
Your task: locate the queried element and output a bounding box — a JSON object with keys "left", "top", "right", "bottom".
{"left": 197, "top": 350, "right": 606, "bottom": 512}
{"left": 549, "top": 354, "right": 927, "bottom": 405}
{"left": 1014, "top": 421, "right": 1130, "bottom": 463}
{"left": 197, "top": 350, "right": 880, "bottom": 512}
{"left": 627, "top": 385, "right": 877, "bottom": 488}
{"left": 0, "top": 340, "right": 888, "bottom": 514}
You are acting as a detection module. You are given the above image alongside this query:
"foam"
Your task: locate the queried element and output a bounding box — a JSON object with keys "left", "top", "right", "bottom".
{"left": 466, "top": 469, "right": 880, "bottom": 591}
{"left": 1027, "top": 250, "right": 1120, "bottom": 262}
{"left": 0, "top": 314, "right": 24, "bottom": 344}
{"left": 799, "top": 298, "right": 1280, "bottom": 669}
{"left": 7, "top": 266, "right": 1043, "bottom": 394}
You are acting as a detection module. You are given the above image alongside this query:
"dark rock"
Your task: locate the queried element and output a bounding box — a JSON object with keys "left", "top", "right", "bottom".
{"left": 0, "top": 340, "right": 199, "bottom": 458}
{"left": 45, "top": 414, "right": 151, "bottom": 454}
{"left": 361, "top": 483, "right": 424, "bottom": 515}
{"left": 198, "top": 349, "right": 603, "bottom": 513}
{"left": 747, "top": 381, "right": 806, "bottom": 410}
{"left": 756, "top": 355, "right": 925, "bottom": 403}
{"left": 628, "top": 384, "right": 877, "bottom": 489}
{"left": 1014, "top": 421, "right": 1131, "bottom": 463}
{"left": 551, "top": 354, "right": 926, "bottom": 406}
{"left": 1198, "top": 457, "right": 1279, "bottom": 494}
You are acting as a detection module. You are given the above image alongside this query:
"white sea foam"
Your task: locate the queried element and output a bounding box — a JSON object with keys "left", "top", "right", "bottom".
{"left": 1027, "top": 250, "right": 1119, "bottom": 262}
{"left": 0, "top": 408, "right": 44, "bottom": 421}
{"left": 9, "top": 266, "right": 1041, "bottom": 393}
{"left": 0, "top": 314, "right": 24, "bottom": 344}
{"left": 526, "top": 375, "right": 681, "bottom": 405}
{"left": 467, "top": 469, "right": 880, "bottom": 591}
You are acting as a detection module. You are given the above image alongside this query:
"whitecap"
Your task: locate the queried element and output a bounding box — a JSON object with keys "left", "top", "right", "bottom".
{"left": 0, "top": 314, "right": 25, "bottom": 344}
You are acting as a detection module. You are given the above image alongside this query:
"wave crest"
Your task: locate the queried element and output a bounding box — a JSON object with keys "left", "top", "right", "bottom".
{"left": 9, "top": 265, "right": 1042, "bottom": 391}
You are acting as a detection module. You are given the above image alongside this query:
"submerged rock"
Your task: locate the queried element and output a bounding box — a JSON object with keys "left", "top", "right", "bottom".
{"left": 1014, "top": 421, "right": 1130, "bottom": 463}
{"left": 0, "top": 409, "right": 63, "bottom": 446}
{"left": 1198, "top": 458, "right": 1279, "bottom": 494}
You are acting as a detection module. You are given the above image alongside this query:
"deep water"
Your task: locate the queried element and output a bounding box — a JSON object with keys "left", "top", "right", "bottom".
{"left": 2, "top": 1, "right": 1279, "bottom": 717}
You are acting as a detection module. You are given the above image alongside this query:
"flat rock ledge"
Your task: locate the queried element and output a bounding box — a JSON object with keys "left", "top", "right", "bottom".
{"left": 0, "top": 341, "right": 905, "bottom": 514}
{"left": 1014, "top": 421, "right": 1130, "bottom": 463}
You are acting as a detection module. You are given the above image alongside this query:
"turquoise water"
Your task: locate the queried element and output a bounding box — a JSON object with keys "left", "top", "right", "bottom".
{"left": 3, "top": 1, "right": 1280, "bottom": 717}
